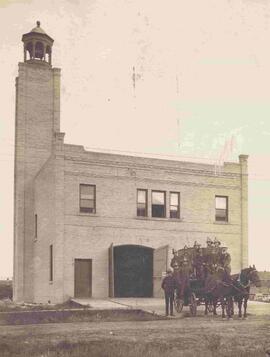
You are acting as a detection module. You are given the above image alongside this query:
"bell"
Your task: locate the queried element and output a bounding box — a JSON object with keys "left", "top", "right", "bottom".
{"left": 35, "top": 48, "right": 43, "bottom": 59}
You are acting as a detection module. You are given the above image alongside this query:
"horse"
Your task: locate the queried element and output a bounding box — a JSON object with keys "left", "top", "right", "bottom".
{"left": 203, "top": 267, "right": 247, "bottom": 318}
{"left": 232, "top": 265, "right": 261, "bottom": 318}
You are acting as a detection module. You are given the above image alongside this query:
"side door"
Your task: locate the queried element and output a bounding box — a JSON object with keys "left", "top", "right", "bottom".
{"left": 74, "top": 259, "right": 92, "bottom": 298}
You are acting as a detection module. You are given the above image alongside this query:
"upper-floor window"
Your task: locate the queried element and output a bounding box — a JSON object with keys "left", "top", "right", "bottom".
{"left": 152, "top": 191, "right": 166, "bottom": 218}
{"left": 80, "top": 184, "right": 96, "bottom": 213}
{"left": 137, "top": 189, "right": 148, "bottom": 217}
{"left": 215, "top": 196, "right": 228, "bottom": 222}
{"left": 170, "top": 192, "right": 180, "bottom": 219}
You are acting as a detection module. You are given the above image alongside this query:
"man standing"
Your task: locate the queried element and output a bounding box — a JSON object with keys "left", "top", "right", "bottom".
{"left": 161, "top": 269, "right": 175, "bottom": 316}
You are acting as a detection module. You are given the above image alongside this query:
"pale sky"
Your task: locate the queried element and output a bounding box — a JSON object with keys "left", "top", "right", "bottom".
{"left": 0, "top": 0, "right": 270, "bottom": 277}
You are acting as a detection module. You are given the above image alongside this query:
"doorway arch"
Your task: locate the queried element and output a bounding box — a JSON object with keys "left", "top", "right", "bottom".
{"left": 113, "top": 245, "right": 153, "bottom": 297}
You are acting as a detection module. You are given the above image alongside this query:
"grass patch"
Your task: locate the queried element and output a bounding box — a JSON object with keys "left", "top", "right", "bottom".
{"left": 0, "top": 298, "right": 86, "bottom": 313}
{"left": 0, "top": 308, "right": 163, "bottom": 325}
{"left": 0, "top": 337, "right": 268, "bottom": 357}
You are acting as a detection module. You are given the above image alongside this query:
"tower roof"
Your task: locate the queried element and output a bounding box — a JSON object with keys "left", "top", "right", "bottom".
{"left": 22, "top": 21, "right": 54, "bottom": 43}
{"left": 30, "top": 21, "right": 47, "bottom": 35}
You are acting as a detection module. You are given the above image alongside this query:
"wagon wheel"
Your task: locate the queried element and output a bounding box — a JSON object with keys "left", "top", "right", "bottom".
{"left": 189, "top": 293, "right": 197, "bottom": 316}
{"left": 174, "top": 296, "right": 184, "bottom": 313}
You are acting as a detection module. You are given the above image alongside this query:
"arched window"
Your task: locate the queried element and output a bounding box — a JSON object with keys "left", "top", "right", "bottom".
{"left": 45, "top": 45, "right": 51, "bottom": 63}
{"left": 35, "top": 42, "right": 44, "bottom": 59}
{"left": 26, "top": 42, "right": 33, "bottom": 59}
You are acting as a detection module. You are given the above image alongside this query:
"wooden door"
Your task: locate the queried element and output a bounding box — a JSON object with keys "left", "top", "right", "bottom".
{"left": 108, "top": 243, "right": 114, "bottom": 297}
{"left": 153, "top": 245, "right": 169, "bottom": 297}
{"left": 74, "top": 259, "right": 92, "bottom": 298}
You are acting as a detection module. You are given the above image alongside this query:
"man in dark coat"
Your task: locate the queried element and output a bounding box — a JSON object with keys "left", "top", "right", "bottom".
{"left": 161, "top": 269, "right": 176, "bottom": 316}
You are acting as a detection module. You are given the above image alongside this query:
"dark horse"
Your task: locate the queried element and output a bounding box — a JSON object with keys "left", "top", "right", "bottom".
{"left": 203, "top": 268, "right": 248, "bottom": 318}
{"left": 205, "top": 265, "right": 261, "bottom": 318}
{"left": 232, "top": 265, "right": 261, "bottom": 318}
{"left": 203, "top": 270, "right": 235, "bottom": 318}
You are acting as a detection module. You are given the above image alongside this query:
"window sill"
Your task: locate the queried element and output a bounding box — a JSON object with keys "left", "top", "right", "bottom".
{"left": 34, "top": 238, "right": 38, "bottom": 243}
{"left": 214, "top": 221, "right": 230, "bottom": 225}
{"left": 135, "top": 216, "right": 183, "bottom": 222}
{"left": 49, "top": 281, "right": 53, "bottom": 285}
{"left": 78, "top": 212, "right": 98, "bottom": 217}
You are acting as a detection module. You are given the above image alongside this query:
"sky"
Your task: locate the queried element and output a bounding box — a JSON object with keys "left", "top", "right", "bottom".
{"left": 0, "top": 0, "right": 270, "bottom": 277}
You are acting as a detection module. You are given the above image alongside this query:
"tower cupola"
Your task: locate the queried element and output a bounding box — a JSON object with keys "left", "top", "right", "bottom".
{"left": 22, "top": 21, "right": 54, "bottom": 65}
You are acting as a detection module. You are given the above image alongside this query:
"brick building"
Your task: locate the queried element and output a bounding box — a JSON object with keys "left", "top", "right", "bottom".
{"left": 13, "top": 23, "right": 249, "bottom": 303}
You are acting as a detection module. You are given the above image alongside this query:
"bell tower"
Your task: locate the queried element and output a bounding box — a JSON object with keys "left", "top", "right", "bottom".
{"left": 14, "top": 22, "right": 61, "bottom": 301}
{"left": 22, "top": 21, "right": 53, "bottom": 65}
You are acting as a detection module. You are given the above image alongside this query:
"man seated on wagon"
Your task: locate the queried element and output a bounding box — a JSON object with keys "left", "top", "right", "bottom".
{"left": 206, "top": 237, "right": 214, "bottom": 248}
{"left": 220, "top": 248, "right": 231, "bottom": 275}
{"left": 170, "top": 249, "right": 179, "bottom": 269}
{"left": 193, "top": 241, "right": 201, "bottom": 250}
{"left": 213, "top": 237, "right": 221, "bottom": 248}
{"left": 193, "top": 247, "right": 206, "bottom": 281}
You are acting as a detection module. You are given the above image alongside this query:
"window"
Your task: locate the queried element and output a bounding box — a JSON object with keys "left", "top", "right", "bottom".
{"left": 49, "top": 245, "right": 53, "bottom": 282}
{"left": 80, "top": 184, "right": 96, "bottom": 213}
{"left": 170, "top": 192, "right": 180, "bottom": 219}
{"left": 215, "top": 196, "right": 228, "bottom": 222}
{"left": 137, "top": 189, "right": 148, "bottom": 217}
{"left": 152, "top": 191, "right": 166, "bottom": 218}
{"left": 34, "top": 214, "right": 37, "bottom": 239}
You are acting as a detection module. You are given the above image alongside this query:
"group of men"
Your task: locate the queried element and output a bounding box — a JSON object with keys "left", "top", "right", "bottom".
{"left": 161, "top": 238, "right": 232, "bottom": 316}
{"left": 171, "top": 238, "right": 231, "bottom": 278}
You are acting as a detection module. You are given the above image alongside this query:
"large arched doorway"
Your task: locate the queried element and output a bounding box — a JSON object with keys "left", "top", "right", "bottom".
{"left": 114, "top": 245, "right": 153, "bottom": 297}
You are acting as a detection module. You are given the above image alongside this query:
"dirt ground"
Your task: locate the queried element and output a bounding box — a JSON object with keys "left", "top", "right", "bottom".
{"left": 0, "top": 301, "right": 269, "bottom": 356}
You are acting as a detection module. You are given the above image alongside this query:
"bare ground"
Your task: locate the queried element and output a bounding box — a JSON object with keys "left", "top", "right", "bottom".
{"left": 0, "top": 302, "right": 269, "bottom": 356}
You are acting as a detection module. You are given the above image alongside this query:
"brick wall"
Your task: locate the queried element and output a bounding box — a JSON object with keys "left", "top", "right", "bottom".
{"left": 13, "top": 62, "right": 60, "bottom": 302}
{"left": 59, "top": 147, "right": 247, "bottom": 300}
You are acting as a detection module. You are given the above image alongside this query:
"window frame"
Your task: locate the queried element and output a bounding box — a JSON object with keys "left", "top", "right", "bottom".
{"left": 169, "top": 192, "right": 180, "bottom": 219}
{"left": 137, "top": 189, "right": 148, "bottom": 217}
{"left": 79, "top": 184, "right": 96, "bottom": 214}
{"left": 151, "top": 190, "right": 166, "bottom": 218}
{"left": 215, "top": 195, "right": 228, "bottom": 222}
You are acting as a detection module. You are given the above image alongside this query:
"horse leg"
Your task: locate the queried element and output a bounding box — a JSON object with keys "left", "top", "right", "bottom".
{"left": 221, "top": 298, "right": 226, "bottom": 319}
{"left": 213, "top": 298, "right": 218, "bottom": 315}
{"left": 231, "top": 298, "right": 234, "bottom": 317}
{"left": 238, "top": 299, "right": 242, "bottom": 318}
{"left": 243, "top": 297, "right": 248, "bottom": 318}
{"left": 205, "top": 298, "right": 208, "bottom": 315}
{"left": 227, "top": 297, "right": 233, "bottom": 319}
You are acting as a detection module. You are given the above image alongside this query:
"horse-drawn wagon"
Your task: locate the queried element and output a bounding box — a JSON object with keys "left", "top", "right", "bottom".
{"left": 170, "top": 238, "right": 261, "bottom": 318}
{"left": 171, "top": 238, "right": 233, "bottom": 316}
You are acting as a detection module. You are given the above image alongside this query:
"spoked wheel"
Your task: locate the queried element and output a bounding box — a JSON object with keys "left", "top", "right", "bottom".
{"left": 189, "top": 293, "right": 197, "bottom": 316}
{"left": 174, "top": 296, "right": 184, "bottom": 313}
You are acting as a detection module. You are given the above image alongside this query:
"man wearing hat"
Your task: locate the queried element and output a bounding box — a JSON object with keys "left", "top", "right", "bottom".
{"left": 161, "top": 269, "right": 176, "bottom": 316}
